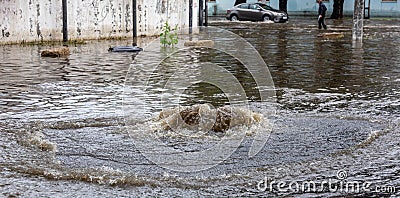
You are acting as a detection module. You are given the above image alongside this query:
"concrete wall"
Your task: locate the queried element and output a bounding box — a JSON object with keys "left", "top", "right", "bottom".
{"left": 346, "top": 0, "right": 400, "bottom": 17}
{"left": 277, "top": 0, "right": 400, "bottom": 17}
{"left": 0, "top": 0, "right": 198, "bottom": 44}
{"left": 208, "top": 0, "right": 400, "bottom": 17}
{"left": 137, "top": 0, "right": 198, "bottom": 36}
{"left": 207, "top": 0, "right": 236, "bottom": 16}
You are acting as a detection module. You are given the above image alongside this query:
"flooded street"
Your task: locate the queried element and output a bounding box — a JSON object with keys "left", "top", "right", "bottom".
{"left": 0, "top": 17, "right": 399, "bottom": 196}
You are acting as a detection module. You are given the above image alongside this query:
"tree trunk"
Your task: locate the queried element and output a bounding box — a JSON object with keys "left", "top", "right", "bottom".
{"left": 279, "top": 0, "right": 288, "bottom": 13}
{"left": 339, "top": 0, "right": 344, "bottom": 18}
{"left": 331, "top": 0, "right": 340, "bottom": 19}
{"left": 234, "top": 0, "right": 246, "bottom": 6}
{"left": 330, "top": 0, "right": 344, "bottom": 19}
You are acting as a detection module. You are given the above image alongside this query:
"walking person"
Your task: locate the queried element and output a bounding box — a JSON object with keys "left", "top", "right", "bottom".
{"left": 317, "top": 0, "right": 328, "bottom": 30}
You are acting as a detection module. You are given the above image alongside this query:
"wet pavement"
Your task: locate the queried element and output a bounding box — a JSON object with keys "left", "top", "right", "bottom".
{"left": 0, "top": 17, "right": 399, "bottom": 197}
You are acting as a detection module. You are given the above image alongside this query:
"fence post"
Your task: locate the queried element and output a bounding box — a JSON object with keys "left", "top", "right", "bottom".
{"left": 204, "top": 0, "right": 208, "bottom": 27}
{"left": 62, "top": 0, "right": 68, "bottom": 42}
{"left": 189, "top": 0, "right": 193, "bottom": 33}
{"left": 199, "top": 0, "right": 203, "bottom": 26}
{"left": 132, "top": 0, "right": 137, "bottom": 45}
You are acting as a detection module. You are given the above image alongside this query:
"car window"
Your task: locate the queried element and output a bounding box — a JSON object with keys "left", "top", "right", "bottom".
{"left": 249, "top": 4, "right": 259, "bottom": 10}
{"left": 238, "top": 4, "right": 249, "bottom": 9}
{"left": 258, "top": 4, "right": 278, "bottom": 11}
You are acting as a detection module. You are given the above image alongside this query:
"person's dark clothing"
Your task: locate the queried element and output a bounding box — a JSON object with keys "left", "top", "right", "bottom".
{"left": 318, "top": 2, "right": 327, "bottom": 17}
{"left": 318, "top": 17, "right": 327, "bottom": 30}
{"left": 318, "top": 2, "right": 327, "bottom": 29}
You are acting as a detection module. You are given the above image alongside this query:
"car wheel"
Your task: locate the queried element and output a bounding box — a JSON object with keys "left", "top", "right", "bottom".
{"left": 273, "top": 17, "right": 280, "bottom": 23}
{"left": 263, "top": 15, "right": 271, "bottom": 22}
{"left": 230, "top": 15, "right": 239, "bottom": 21}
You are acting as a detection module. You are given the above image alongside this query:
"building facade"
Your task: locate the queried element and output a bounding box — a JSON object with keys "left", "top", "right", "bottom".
{"left": 0, "top": 0, "right": 199, "bottom": 44}
{"left": 207, "top": 0, "right": 400, "bottom": 17}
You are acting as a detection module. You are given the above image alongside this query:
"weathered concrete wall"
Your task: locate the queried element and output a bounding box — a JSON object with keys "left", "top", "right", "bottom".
{"left": 0, "top": 0, "right": 198, "bottom": 44}
{"left": 1, "top": 0, "right": 62, "bottom": 43}
{"left": 137, "top": 0, "right": 198, "bottom": 36}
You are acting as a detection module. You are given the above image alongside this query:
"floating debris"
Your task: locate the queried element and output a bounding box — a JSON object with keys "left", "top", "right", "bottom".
{"left": 108, "top": 46, "right": 143, "bottom": 52}
{"left": 184, "top": 40, "right": 215, "bottom": 48}
{"left": 317, "top": 32, "right": 345, "bottom": 39}
{"left": 41, "top": 47, "right": 70, "bottom": 57}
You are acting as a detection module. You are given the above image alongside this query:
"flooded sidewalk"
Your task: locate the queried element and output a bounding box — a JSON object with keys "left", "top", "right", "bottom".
{"left": 0, "top": 17, "right": 399, "bottom": 197}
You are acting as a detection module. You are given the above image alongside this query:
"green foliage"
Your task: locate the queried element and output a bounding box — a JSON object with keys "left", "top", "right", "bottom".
{"left": 160, "top": 21, "right": 179, "bottom": 47}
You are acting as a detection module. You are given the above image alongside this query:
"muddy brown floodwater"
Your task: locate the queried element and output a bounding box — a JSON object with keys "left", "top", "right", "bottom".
{"left": 0, "top": 17, "right": 399, "bottom": 197}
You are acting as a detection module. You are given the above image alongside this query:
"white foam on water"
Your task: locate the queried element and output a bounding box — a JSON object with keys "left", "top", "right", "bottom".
{"left": 17, "top": 122, "right": 57, "bottom": 152}
{"left": 139, "top": 104, "right": 267, "bottom": 140}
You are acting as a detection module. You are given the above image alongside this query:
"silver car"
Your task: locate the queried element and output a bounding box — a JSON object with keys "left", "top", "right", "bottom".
{"left": 226, "top": 3, "right": 288, "bottom": 23}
